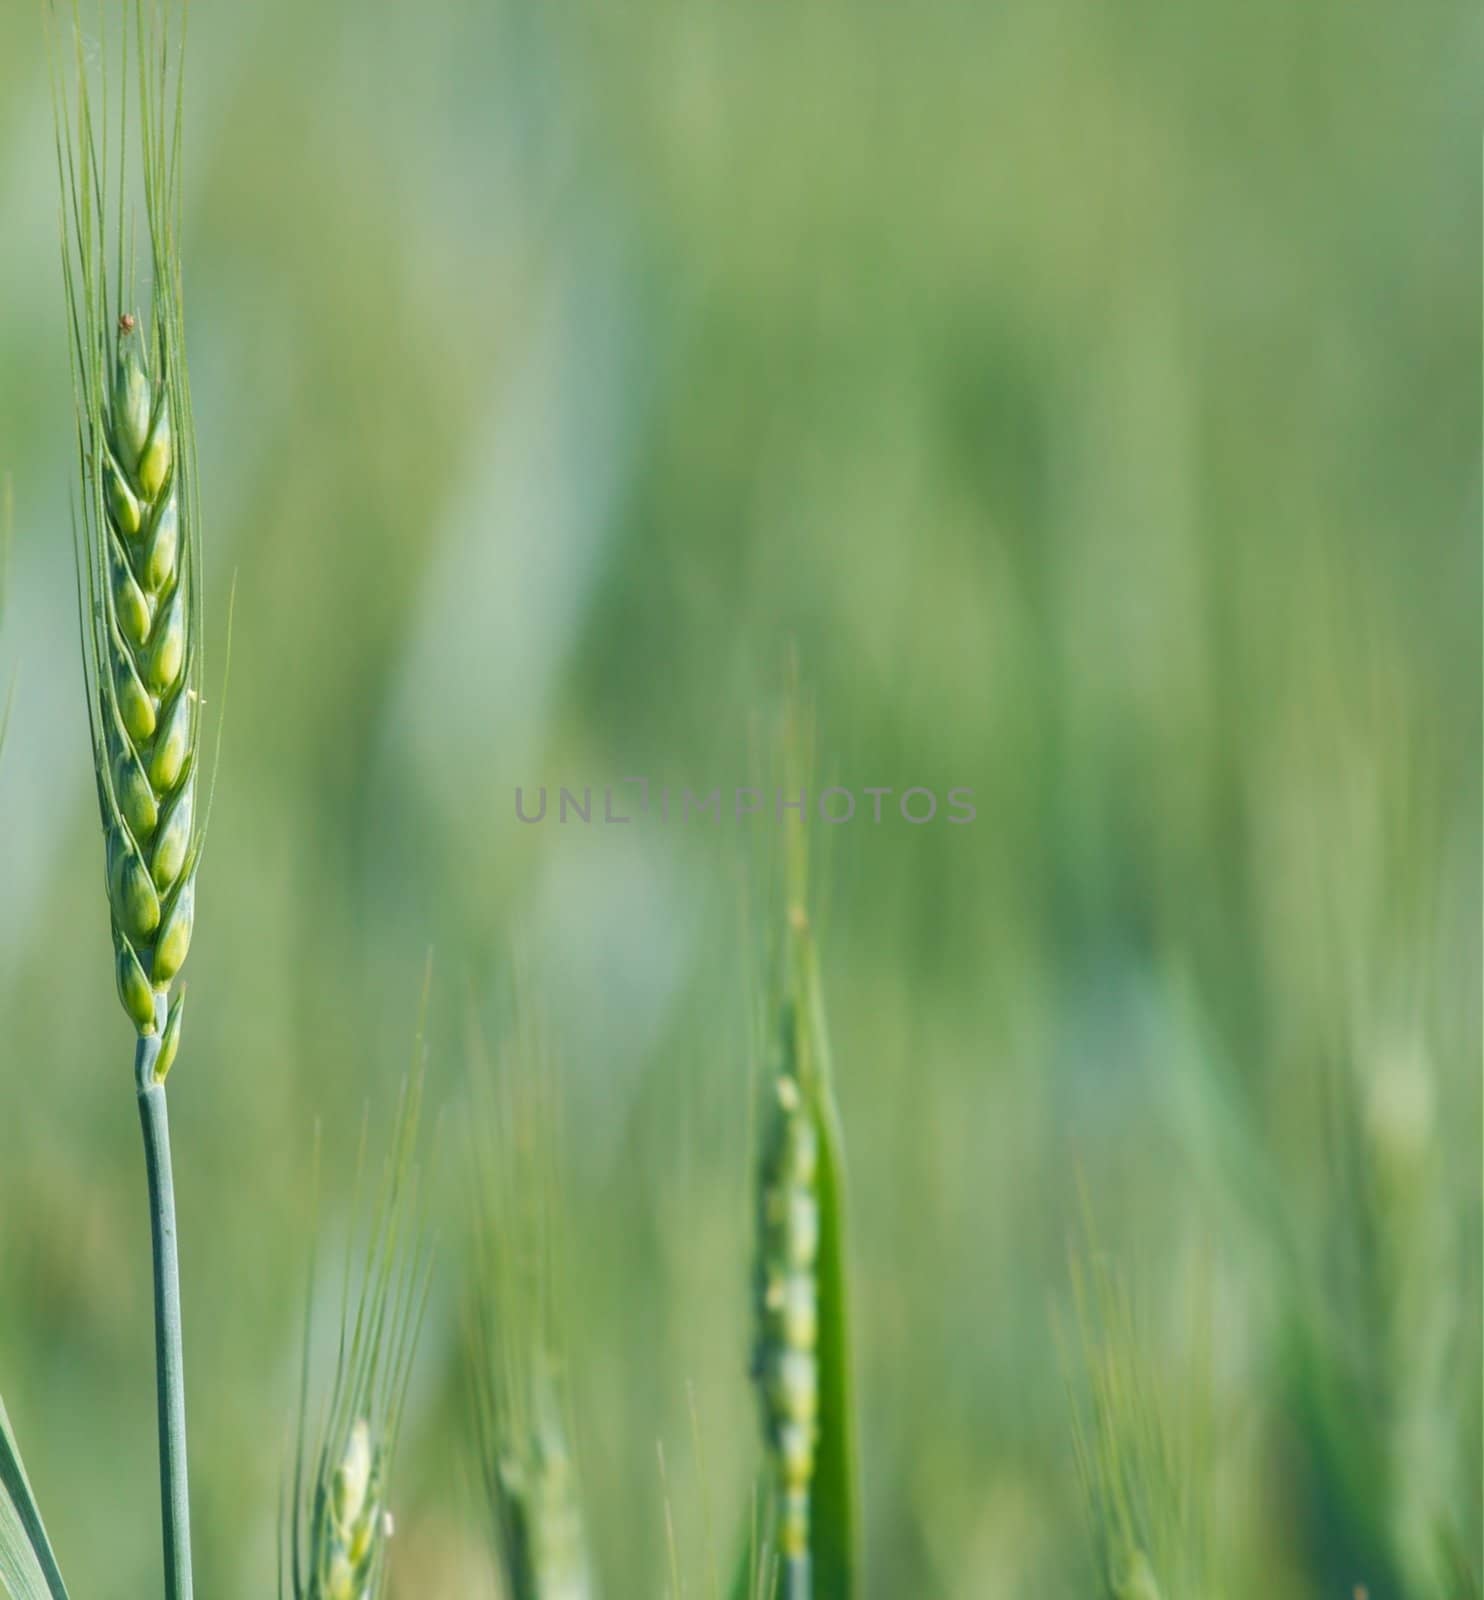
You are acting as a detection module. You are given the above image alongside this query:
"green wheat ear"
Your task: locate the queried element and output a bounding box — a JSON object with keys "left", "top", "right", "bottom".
{"left": 284, "top": 1022, "right": 433, "bottom": 1600}
{"left": 466, "top": 997, "right": 596, "bottom": 1600}
{"left": 736, "top": 697, "right": 861, "bottom": 1600}
{"left": 52, "top": 0, "right": 214, "bottom": 1045}
{"left": 749, "top": 909, "right": 860, "bottom": 1600}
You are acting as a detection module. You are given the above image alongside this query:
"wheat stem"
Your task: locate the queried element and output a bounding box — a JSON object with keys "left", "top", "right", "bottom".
{"left": 134, "top": 997, "right": 193, "bottom": 1600}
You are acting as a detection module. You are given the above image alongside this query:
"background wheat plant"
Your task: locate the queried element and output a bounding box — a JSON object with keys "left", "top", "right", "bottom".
{"left": 1065, "top": 1243, "right": 1215, "bottom": 1600}
{"left": 284, "top": 1040, "right": 432, "bottom": 1600}
{"left": 738, "top": 720, "right": 860, "bottom": 1600}
{"left": 466, "top": 1001, "right": 597, "bottom": 1600}
{"left": 50, "top": 4, "right": 210, "bottom": 1596}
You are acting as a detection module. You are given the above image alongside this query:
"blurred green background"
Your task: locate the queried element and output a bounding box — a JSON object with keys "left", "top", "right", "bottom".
{"left": 0, "top": 1, "right": 1478, "bottom": 1595}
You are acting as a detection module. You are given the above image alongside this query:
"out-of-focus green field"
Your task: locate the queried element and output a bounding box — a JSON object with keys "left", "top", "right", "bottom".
{"left": 0, "top": 2, "right": 1478, "bottom": 1596}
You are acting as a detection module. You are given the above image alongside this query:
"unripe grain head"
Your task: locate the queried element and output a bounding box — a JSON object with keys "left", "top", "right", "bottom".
{"left": 284, "top": 1023, "right": 432, "bottom": 1600}
{"left": 744, "top": 700, "right": 861, "bottom": 1598}
{"left": 55, "top": 7, "right": 214, "bottom": 1045}
{"left": 467, "top": 1004, "right": 597, "bottom": 1600}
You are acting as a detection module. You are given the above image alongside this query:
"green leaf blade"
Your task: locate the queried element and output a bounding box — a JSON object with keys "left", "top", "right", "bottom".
{"left": 0, "top": 1394, "right": 69, "bottom": 1600}
{"left": 796, "top": 933, "right": 861, "bottom": 1600}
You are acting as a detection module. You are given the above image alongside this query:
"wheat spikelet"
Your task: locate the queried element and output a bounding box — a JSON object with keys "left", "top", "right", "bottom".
{"left": 752, "top": 1025, "right": 820, "bottom": 1579}
{"left": 484, "top": 1364, "right": 593, "bottom": 1600}
{"left": 748, "top": 715, "right": 823, "bottom": 1597}
{"left": 54, "top": 0, "right": 210, "bottom": 1049}
{"left": 742, "top": 687, "right": 860, "bottom": 1600}
{"left": 285, "top": 1041, "right": 432, "bottom": 1600}
{"left": 97, "top": 318, "right": 201, "bottom": 1041}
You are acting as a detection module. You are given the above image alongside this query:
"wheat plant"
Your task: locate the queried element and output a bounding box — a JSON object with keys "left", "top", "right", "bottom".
{"left": 466, "top": 1003, "right": 596, "bottom": 1600}
{"left": 284, "top": 1056, "right": 432, "bottom": 1600}
{"left": 50, "top": 4, "right": 210, "bottom": 1596}
{"left": 1066, "top": 1246, "right": 1214, "bottom": 1600}
{"left": 740, "top": 715, "right": 860, "bottom": 1600}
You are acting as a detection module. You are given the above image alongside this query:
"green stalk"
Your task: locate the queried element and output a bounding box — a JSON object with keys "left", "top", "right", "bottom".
{"left": 134, "top": 1001, "right": 193, "bottom": 1600}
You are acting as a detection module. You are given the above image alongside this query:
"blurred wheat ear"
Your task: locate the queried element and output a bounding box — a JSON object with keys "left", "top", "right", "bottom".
{"left": 466, "top": 995, "right": 597, "bottom": 1600}
{"left": 282, "top": 1013, "right": 434, "bottom": 1600}
{"left": 1064, "top": 1239, "right": 1214, "bottom": 1600}
{"left": 734, "top": 701, "right": 861, "bottom": 1600}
